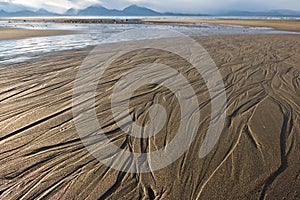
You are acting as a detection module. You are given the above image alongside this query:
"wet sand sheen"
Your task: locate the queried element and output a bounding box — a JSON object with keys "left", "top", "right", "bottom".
{"left": 0, "top": 34, "right": 299, "bottom": 199}
{"left": 0, "top": 28, "right": 79, "bottom": 40}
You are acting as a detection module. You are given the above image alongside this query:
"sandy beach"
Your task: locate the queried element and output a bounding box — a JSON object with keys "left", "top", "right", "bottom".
{"left": 0, "top": 33, "right": 299, "bottom": 199}
{"left": 0, "top": 28, "right": 79, "bottom": 40}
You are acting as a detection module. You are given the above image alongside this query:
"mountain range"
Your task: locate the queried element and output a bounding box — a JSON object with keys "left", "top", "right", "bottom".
{"left": 0, "top": 3, "right": 300, "bottom": 17}
{"left": 0, "top": 2, "right": 31, "bottom": 12}
{"left": 0, "top": 8, "right": 58, "bottom": 17}
{"left": 0, "top": 4, "right": 207, "bottom": 17}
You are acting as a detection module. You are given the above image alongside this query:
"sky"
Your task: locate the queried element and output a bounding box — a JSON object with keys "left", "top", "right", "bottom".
{"left": 1, "top": 0, "right": 300, "bottom": 14}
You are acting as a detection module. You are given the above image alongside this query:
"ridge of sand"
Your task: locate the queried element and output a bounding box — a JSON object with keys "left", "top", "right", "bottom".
{"left": 0, "top": 28, "right": 79, "bottom": 40}
{"left": 142, "top": 18, "right": 300, "bottom": 32}
{"left": 0, "top": 34, "right": 299, "bottom": 199}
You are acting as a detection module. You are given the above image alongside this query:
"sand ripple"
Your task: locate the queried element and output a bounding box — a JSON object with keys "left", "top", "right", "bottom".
{"left": 0, "top": 34, "right": 299, "bottom": 199}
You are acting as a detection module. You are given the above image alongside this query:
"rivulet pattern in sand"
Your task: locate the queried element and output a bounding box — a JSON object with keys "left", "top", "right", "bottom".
{"left": 0, "top": 34, "right": 299, "bottom": 199}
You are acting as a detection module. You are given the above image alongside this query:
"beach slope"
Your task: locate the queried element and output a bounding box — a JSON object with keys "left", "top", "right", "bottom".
{"left": 0, "top": 34, "right": 299, "bottom": 199}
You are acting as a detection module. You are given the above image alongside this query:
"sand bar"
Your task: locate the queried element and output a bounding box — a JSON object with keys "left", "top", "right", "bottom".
{"left": 0, "top": 28, "right": 79, "bottom": 40}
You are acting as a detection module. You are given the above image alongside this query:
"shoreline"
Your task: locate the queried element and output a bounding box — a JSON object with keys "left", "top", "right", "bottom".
{"left": 142, "top": 18, "right": 300, "bottom": 32}
{"left": 0, "top": 18, "right": 299, "bottom": 41}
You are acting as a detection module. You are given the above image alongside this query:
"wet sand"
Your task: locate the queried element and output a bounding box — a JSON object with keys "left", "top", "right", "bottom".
{"left": 0, "top": 28, "right": 79, "bottom": 40}
{"left": 0, "top": 34, "right": 299, "bottom": 199}
{"left": 142, "top": 18, "right": 300, "bottom": 32}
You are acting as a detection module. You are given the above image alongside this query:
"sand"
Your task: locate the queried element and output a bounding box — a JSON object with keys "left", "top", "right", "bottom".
{"left": 142, "top": 18, "right": 300, "bottom": 32}
{"left": 0, "top": 34, "right": 299, "bottom": 199}
{"left": 0, "top": 28, "right": 79, "bottom": 40}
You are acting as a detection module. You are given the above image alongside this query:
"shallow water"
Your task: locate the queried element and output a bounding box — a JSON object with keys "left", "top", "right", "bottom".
{"left": 0, "top": 20, "right": 298, "bottom": 65}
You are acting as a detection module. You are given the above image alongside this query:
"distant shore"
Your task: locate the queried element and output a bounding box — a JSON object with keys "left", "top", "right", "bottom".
{"left": 142, "top": 18, "right": 300, "bottom": 32}
{"left": 0, "top": 17, "right": 142, "bottom": 24}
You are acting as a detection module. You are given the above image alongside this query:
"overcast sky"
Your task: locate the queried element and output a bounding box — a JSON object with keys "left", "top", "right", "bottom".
{"left": 1, "top": 0, "right": 300, "bottom": 14}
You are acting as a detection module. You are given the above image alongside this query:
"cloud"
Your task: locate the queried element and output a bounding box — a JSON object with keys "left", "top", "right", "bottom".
{"left": 1, "top": 0, "right": 102, "bottom": 13}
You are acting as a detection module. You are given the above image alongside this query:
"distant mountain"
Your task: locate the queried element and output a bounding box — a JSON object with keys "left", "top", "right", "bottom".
{"left": 0, "top": 9, "right": 34, "bottom": 17}
{"left": 122, "top": 5, "right": 161, "bottom": 16}
{"left": 35, "top": 8, "right": 56, "bottom": 15}
{"left": 68, "top": 5, "right": 208, "bottom": 16}
{"left": 0, "top": 2, "right": 58, "bottom": 17}
{"left": 220, "top": 9, "right": 300, "bottom": 17}
{"left": 73, "top": 5, "right": 162, "bottom": 16}
{"left": 0, "top": 9, "right": 58, "bottom": 17}
{"left": 65, "top": 8, "right": 78, "bottom": 16}
{"left": 0, "top": 3, "right": 299, "bottom": 17}
{"left": 77, "top": 5, "right": 121, "bottom": 16}
{"left": 0, "top": 10, "right": 8, "bottom": 17}
{"left": 268, "top": 9, "right": 300, "bottom": 17}
{"left": 0, "top": 2, "right": 33, "bottom": 12}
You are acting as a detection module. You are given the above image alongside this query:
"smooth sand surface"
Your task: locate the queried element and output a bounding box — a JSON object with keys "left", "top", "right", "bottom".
{"left": 143, "top": 18, "right": 300, "bottom": 32}
{"left": 0, "top": 28, "right": 79, "bottom": 40}
{"left": 0, "top": 34, "right": 299, "bottom": 199}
